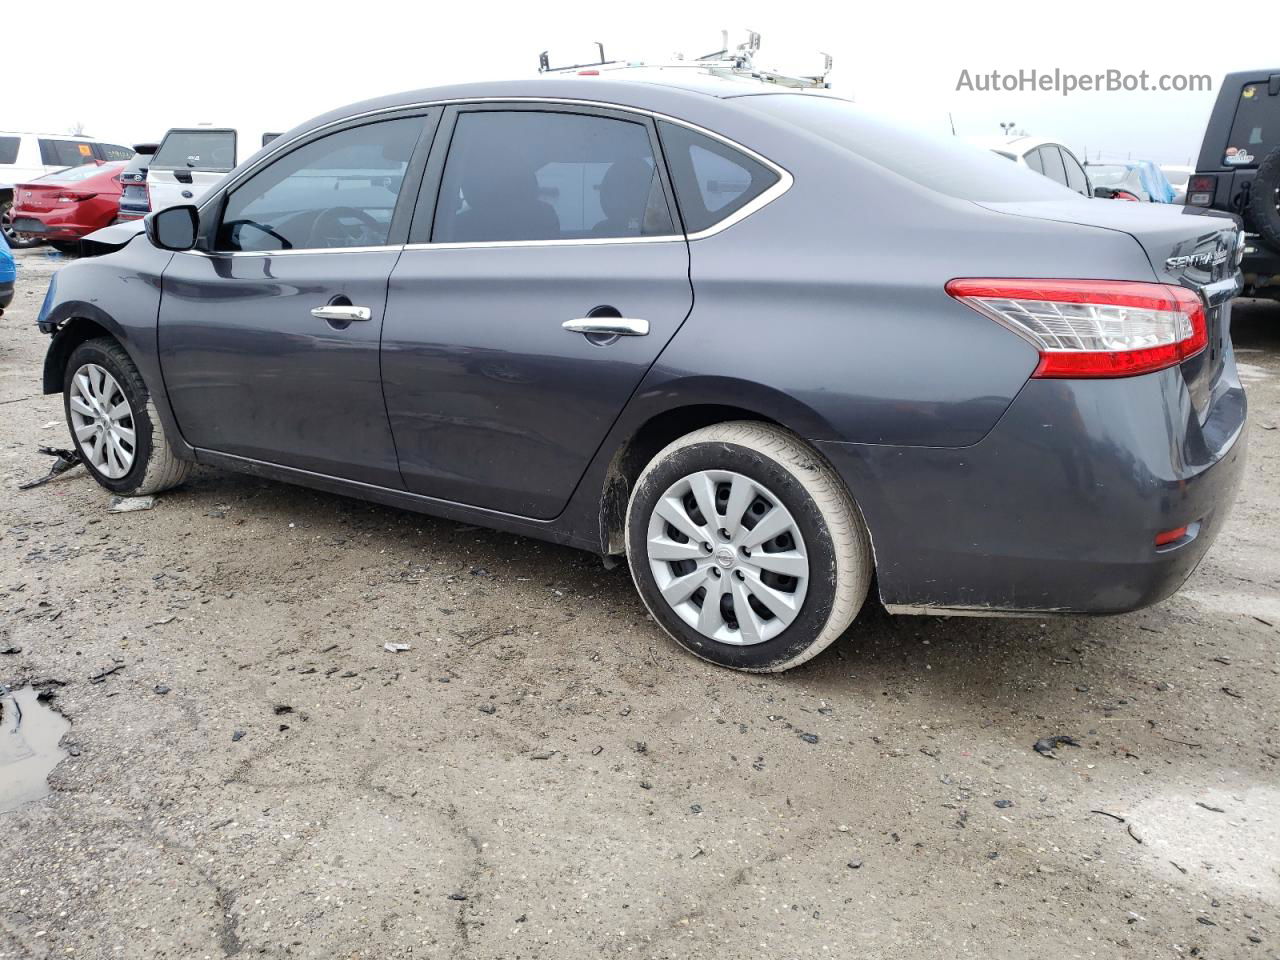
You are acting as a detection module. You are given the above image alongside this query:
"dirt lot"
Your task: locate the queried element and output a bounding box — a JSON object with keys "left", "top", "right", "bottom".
{"left": 1, "top": 245, "right": 1277, "bottom": 960}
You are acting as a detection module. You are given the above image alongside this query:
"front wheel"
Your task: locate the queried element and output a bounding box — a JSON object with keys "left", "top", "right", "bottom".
{"left": 626, "top": 421, "right": 872, "bottom": 672}
{"left": 63, "top": 337, "right": 192, "bottom": 495}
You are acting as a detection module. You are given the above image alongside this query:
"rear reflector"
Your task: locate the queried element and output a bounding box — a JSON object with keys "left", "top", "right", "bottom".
{"left": 1154, "top": 525, "right": 1189, "bottom": 547}
{"left": 946, "top": 278, "right": 1207, "bottom": 378}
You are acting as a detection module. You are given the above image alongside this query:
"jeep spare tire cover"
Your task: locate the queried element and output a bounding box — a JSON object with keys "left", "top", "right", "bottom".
{"left": 1247, "top": 146, "right": 1280, "bottom": 252}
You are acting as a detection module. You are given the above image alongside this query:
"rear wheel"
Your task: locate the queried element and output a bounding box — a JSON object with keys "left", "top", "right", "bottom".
{"left": 1, "top": 197, "right": 43, "bottom": 249}
{"left": 63, "top": 338, "right": 191, "bottom": 495}
{"left": 625, "top": 421, "right": 872, "bottom": 672}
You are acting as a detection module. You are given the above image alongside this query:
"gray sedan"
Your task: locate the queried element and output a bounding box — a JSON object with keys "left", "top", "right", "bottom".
{"left": 34, "top": 78, "right": 1247, "bottom": 672}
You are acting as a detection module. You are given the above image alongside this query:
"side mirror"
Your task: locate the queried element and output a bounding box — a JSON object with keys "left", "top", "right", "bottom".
{"left": 145, "top": 205, "right": 200, "bottom": 251}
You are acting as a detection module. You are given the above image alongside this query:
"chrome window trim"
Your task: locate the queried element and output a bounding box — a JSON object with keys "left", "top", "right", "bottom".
{"left": 182, "top": 245, "right": 400, "bottom": 259}
{"left": 198, "top": 96, "right": 793, "bottom": 253}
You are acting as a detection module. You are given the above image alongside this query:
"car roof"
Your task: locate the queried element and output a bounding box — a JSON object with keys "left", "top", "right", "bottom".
{"left": 966, "top": 135, "right": 1071, "bottom": 154}
{"left": 0, "top": 131, "right": 104, "bottom": 140}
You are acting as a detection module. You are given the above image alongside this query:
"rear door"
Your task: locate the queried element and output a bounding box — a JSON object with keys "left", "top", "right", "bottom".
{"left": 148, "top": 128, "right": 237, "bottom": 211}
{"left": 382, "top": 104, "right": 693, "bottom": 519}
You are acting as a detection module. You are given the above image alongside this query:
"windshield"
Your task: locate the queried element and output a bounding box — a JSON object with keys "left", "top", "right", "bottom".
{"left": 742, "top": 95, "right": 1080, "bottom": 202}
{"left": 153, "top": 130, "right": 236, "bottom": 171}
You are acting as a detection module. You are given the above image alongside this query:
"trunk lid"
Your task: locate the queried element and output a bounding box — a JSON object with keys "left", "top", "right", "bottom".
{"left": 976, "top": 199, "right": 1241, "bottom": 420}
{"left": 15, "top": 183, "right": 66, "bottom": 213}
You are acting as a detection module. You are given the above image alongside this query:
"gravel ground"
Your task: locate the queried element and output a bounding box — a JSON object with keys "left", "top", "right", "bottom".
{"left": 1, "top": 246, "right": 1278, "bottom": 960}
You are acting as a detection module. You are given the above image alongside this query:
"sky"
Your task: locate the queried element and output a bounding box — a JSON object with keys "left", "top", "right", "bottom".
{"left": 7, "top": 0, "right": 1273, "bottom": 167}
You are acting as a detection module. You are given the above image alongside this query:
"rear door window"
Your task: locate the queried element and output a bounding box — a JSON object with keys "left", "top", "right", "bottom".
{"left": 1024, "top": 148, "right": 1044, "bottom": 174}
{"left": 429, "top": 110, "right": 675, "bottom": 243}
{"left": 1225, "top": 82, "right": 1278, "bottom": 166}
{"left": 38, "top": 139, "right": 97, "bottom": 167}
{"left": 658, "top": 121, "right": 779, "bottom": 234}
{"left": 0, "top": 136, "right": 19, "bottom": 164}
{"left": 153, "top": 130, "right": 237, "bottom": 171}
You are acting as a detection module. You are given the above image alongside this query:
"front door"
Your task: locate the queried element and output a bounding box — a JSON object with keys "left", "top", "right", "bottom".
{"left": 158, "top": 112, "right": 436, "bottom": 487}
{"left": 382, "top": 104, "right": 694, "bottom": 519}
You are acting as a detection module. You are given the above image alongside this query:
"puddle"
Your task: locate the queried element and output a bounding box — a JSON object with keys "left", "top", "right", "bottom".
{"left": 0, "top": 686, "right": 71, "bottom": 814}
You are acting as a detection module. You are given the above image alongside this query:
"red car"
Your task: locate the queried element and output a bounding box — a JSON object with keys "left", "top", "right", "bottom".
{"left": 9, "top": 161, "right": 126, "bottom": 252}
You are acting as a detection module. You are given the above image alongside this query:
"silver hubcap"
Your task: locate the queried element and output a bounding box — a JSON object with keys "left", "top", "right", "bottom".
{"left": 646, "top": 470, "right": 809, "bottom": 645}
{"left": 68, "top": 363, "right": 136, "bottom": 479}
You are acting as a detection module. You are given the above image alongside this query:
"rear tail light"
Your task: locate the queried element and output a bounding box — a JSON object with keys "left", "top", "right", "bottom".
{"left": 1187, "top": 175, "right": 1215, "bottom": 206}
{"left": 946, "top": 278, "right": 1207, "bottom": 378}
{"left": 1113, "top": 190, "right": 1141, "bottom": 201}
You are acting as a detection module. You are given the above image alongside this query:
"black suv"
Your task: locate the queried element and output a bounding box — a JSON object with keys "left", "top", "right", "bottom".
{"left": 1191, "top": 69, "right": 1280, "bottom": 299}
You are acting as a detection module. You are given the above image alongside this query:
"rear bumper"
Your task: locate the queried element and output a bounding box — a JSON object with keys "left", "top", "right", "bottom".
{"left": 817, "top": 363, "right": 1248, "bottom": 616}
{"left": 10, "top": 207, "right": 112, "bottom": 240}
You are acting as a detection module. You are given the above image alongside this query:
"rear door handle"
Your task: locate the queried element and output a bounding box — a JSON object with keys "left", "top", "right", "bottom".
{"left": 562, "top": 317, "right": 649, "bottom": 336}
{"left": 311, "top": 305, "right": 372, "bottom": 322}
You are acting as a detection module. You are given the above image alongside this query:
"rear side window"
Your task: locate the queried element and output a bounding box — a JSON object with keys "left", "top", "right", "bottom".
{"left": 658, "top": 121, "right": 779, "bottom": 234}
{"left": 38, "top": 139, "right": 96, "bottom": 167}
{"left": 0, "top": 136, "right": 19, "bottom": 165}
{"left": 96, "top": 142, "right": 134, "bottom": 161}
{"left": 1062, "top": 149, "right": 1089, "bottom": 195}
{"left": 153, "top": 130, "right": 237, "bottom": 171}
{"left": 430, "top": 110, "right": 675, "bottom": 243}
{"left": 1024, "top": 149, "right": 1044, "bottom": 174}
{"left": 1225, "top": 83, "right": 1278, "bottom": 166}
{"left": 1038, "top": 146, "right": 1068, "bottom": 186}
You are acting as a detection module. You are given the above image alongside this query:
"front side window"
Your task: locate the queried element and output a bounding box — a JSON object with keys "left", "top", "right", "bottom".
{"left": 658, "top": 121, "right": 779, "bottom": 234}
{"left": 39, "top": 139, "right": 97, "bottom": 167}
{"left": 216, "top": 117, "right": 421, "bottom": 252}
{"left": 431, "top": 110, "right": 675, "bottom": 243}
{"left": 153, "top": 130, "right": 237, "bottom": 171}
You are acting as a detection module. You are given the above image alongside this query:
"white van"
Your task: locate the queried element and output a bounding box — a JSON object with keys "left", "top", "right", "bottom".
{"left": 146, "top": 126, "right": 283, "bottom": 212}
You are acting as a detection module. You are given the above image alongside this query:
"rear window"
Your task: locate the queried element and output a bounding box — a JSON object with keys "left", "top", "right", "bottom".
{"left": 35, "top": 163, "right": 115, "bottom": 183}
{"left": 1225, "top": 83, "right": 1278, "bottom": 167}
{"left": 0, "top": 136, "right": 18, "bottom": 165}
{"left": 743, "top": 95, "right": 1079, "bottom": 202}
{"left": 153, "top": 130, "right": 237, "bottom": 171}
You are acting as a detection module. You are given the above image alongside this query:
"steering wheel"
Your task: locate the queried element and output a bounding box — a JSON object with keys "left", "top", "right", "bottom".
{"left": 309, "top": 206, "right": 381, "bottom": 248}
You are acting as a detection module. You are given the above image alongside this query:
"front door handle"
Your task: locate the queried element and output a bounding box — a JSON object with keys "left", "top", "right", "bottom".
{"left": 562, "top": 317, "right": 649, "bottom": 337}
{"left": 311, "top": 305, "right": 372, "bottom": 322}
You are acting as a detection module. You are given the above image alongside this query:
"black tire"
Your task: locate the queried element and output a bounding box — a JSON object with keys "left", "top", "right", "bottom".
{"left": 63, "top": 337, "right": 191, "bottom": 496}
{"left": 625, "top": 421, "right": 872, "bottom": 673}
{"left": 1, "top": 197, "right": 44, "bottom": 249}
{"left": 1247, "top": 147, "right": 1280, "bottom": 252}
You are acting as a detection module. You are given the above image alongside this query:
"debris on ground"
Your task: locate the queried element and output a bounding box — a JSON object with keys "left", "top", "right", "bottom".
{"left": 993, "top": 799, "right": 1014, "bottom": 809}
{"left": 1195, "top": 801, "right": 1226, "bottom": 813}
{"left": 109, "top": 495, "right": 156, "bottom": 513}
{"left": 799, "top": 732, "right": 819, "bottom": 744}
{"left": 383, "top": 642, "right": 412, "bottom": 653}
{"left": 17, "top": 446, "right": 82, "bottom": 490}
{"left": 1, "top": 646, "right": 20, "bottom": 655}
{"left": 88, "top": 663, "right": 124, "bottom": 684}
{"left": 478, "top": 703, "right": 496, "bottom": 714}
{"left": 231, "top": 730, "right": 246, "bottom": 742}
{"left": 154, "top": 685, "right": 170, "bottom": 696}
{"left": 1033, "top": 734, "right": 1081, "bottom": 758}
